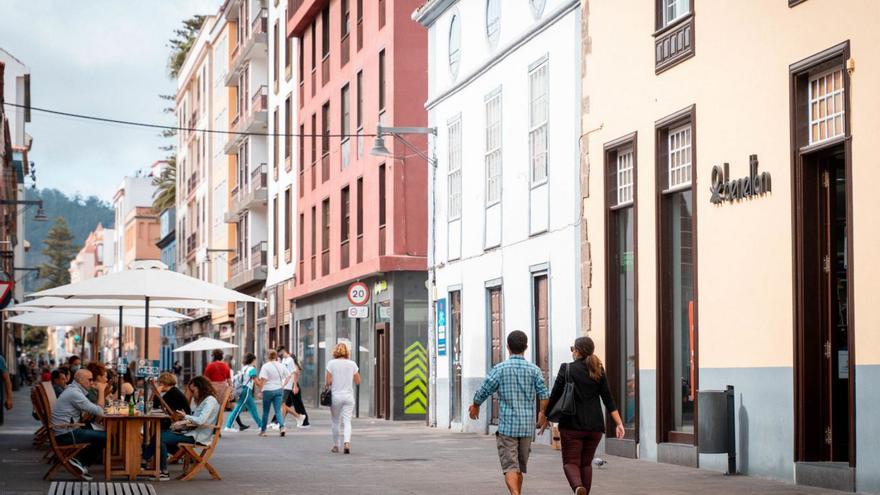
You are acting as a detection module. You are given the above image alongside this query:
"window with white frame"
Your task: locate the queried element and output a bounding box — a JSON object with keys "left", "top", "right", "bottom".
{"left": 529, "top": 60, "right": 549, "bottom": 184}
{"left": 214, "top": 110, "right": 227, "bottom": 156}
{"left": 667, "top": 124, "right": 692, "bottom": 188}
{"left": 808, "top": 68, "right": 845, "bottom": 145}
{"left": 485, "top": 0, "right": 500, "bottom": 46}
{"left": 448, "top": 118, "right": 462, "bottom": 220}
{"left": 616, "top": 147, "right": 634, "bottom": 205}
{"left": 485, "top": 90, "right": 502, "bottom": 205}
{"left": 448, "top": 14, "right": 461, "bottom": 78}
{"left": 663, "top": 0, "right": 690, "bottom": 27}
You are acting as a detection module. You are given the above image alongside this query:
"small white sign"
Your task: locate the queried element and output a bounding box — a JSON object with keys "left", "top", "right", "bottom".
{"left": 348, "top": 306, "right": 369, "bottom": 319}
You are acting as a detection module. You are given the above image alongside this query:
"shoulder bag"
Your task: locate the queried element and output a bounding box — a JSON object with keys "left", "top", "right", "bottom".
{"left": 547, "top": 363, "right": 577, "bottom": 422}
{"left": 320, "top": 386, "right": 332, "bottom": 406}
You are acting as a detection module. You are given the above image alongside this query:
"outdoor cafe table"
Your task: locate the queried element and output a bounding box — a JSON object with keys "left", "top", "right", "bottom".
{"left": 103, "top": 413, "right": 168, "bottom": 480}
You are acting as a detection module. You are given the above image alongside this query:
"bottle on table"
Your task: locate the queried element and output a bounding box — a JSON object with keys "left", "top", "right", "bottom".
{"left": 128, "top": 395, "right": 135, "bottom": 416}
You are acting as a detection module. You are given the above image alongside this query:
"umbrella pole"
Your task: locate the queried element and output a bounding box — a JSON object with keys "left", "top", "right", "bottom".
{"left": 80, "top": 326, "right": 86, "bottom": 359}
{"left": 143, "top": 296, "right": 150, "bottom": 406}
{"left": 95, "top": 315, "right": 101, "bottom": 363}
{"left": 118, "top": 306, "right": 123, "bottom": 396}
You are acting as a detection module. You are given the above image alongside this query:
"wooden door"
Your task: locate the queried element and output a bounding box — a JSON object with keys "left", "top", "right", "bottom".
{"left": 488, "top": 287, "right": 503, "bottom": 425}
{"left": 533, "top": 275, "right": 549, "bottom": 384}
{"left": 375, "top": 323, "right": 390, "bottom": 419}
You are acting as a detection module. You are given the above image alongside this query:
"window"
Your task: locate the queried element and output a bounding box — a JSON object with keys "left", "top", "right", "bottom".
{"left": 529, "top": 60, "right": 549, "bottom": 184}
{"left": 484, "top": 90, "right": 502, "bottom": 205}
{"left": 273, "top": 195, "right": 279, "bottom": 266}
{"left": 656, "top": 107, "right": 697, "bottom": 444}
{"left": 356, "top": 0, "right": 364, "bottom": 51}
{"left": 299, "top": 123, "right": 305, "bottom": 197}
{"left": 273, "top": 20, "right": 280, "bottom": 89}
{"left": 310, "top": 206, "right": 316, "bottom": 280}
{"left": 378, "top": 164, "right": 386, "bottom": 227}
{"left": 214, "top": 35, "right": 228, "bottom": 87}
{"left": 310, "top": 20, "right": 317, "bottom": 70}
{"left": 605, "top": 138, "right": 638, "bottom": 440}
{"left": 341, "top": 185, "right": 350, "bottom": 269}
{"left": 378, "top": 49, "right": 386, "bottom": 111}
{"left": 808, "top": 68, "right": 845, "bottom": 145}
{"left": 356, "top": 71, "right": 363, "bottom": 129}
{"left": 529, "top": 0, "right": 546, "bottom": 18}
{"left": 448, "top": 15, "right": 461, "bottom": 78}
{"left": 341, "top": 84, "right": 351, "bottom": 169}
{"left": 662, "top": 0, "right": 690, "bottom": 27}
{"left": 311, "top": 113, "right": 317, "bottom": 190}
{"left": 321, "top": 198, "right": 330, "bottom": 276}
{"left": 322, "top": 102, "right": 330, "bottom": 182}
{"left": 448, "top": 118, "right": 462, "bottom": 220}
{"left": 356, "top": 177, "right": 364, "bottom": 262}
{"left": 284, "top": 187, "right": 292, "bottom": 254}
{"left": 342, "top": 0, "right": 350, "bottom": 37}
{"left": 322, "top": 5, "right": 330, "bottom": 59}
{"left": 667, "top": 124, "right": 692, "bottom": 188}
{"left": 485, "top": 0, "right": 500, "bottom": 46}
{"left": 273, "top": 108, "right": 280, "bottom": 178}
{"left": 378, "top": 0, "right": 386, "bottom": 29}
{"left": 285, "top": 95, "right": 292, "bottom": 163}
{"left": 285, "top": 28, "right": 292, "bottom": 77}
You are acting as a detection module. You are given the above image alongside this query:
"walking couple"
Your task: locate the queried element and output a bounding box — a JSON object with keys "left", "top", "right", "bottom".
{"left": 470, "top": 331, "right": 624, "bottom": 495}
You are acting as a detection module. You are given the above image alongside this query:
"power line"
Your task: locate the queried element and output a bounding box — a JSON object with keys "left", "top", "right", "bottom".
{"left": 2, "top": 102, "right": 376, "bottom": 139}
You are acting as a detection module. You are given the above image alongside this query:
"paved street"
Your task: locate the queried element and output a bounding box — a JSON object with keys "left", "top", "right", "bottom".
{"left": 0, "top": 388, "right": 848, "bottom": 495}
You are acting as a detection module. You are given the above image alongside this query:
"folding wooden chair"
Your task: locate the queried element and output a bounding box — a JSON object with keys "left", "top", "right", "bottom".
{"left": 34, "top": 386, "right": 90, "bottom": 481}
{"left": 176, "top": 389, "right": 231, "bottom": 481}
{"left": 31, "top": 386, "right": 50, "bottom": 448}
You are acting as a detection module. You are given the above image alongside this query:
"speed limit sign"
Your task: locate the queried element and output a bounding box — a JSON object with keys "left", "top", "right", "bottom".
{"left": 347, "top": 282, "right": 370, "bottom": 306}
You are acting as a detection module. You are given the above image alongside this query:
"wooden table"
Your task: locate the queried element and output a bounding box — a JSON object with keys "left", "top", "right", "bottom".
{"left": 103, "top": 413, "right": 168, "bottom": 480}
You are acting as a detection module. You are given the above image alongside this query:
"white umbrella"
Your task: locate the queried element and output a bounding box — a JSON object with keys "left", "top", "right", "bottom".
{"left": 31, "top": 260, "right": 261, "bottom": 400}
{"left": 7, "top": 306, "right": 189, "bottom": 319}
{"left": 5, "top": 311, "right": 178, "bottom": 328}
{"left": 13, "top": 296, "right": 222, "bottom": 311}
{"left": 173, "top": 337, "right": 238, "bottom": 353}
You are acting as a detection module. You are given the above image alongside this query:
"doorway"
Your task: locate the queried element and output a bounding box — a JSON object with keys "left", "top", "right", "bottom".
{"left": 795, "top": 146, "right": 852, "bottom": 463}
{"left": 487, "top": 286, "right": 503, "bottom": 426}
{"left": 449, "top": 290, "right": 462, "bottom": 424}
{"left": 375, "top": 322, "right": 390, "bottom": 419}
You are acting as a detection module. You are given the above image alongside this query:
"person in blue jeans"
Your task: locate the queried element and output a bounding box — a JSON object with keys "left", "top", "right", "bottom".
{"left": 256, "top": 349, "right": 289, "bottom": 437}
{"left": 225, "top": 353, "right": 262, "bottom": 431}
{"left": 145, "top": 376, "right": 219, "bottom": 481}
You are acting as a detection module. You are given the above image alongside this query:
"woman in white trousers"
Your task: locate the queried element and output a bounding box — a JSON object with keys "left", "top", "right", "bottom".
{"left": 325, "top": 343, "right": 360, "bottom": 454}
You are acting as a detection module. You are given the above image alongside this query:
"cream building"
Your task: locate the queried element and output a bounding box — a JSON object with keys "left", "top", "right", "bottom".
{"left": 581, "top": 0, "right": 880, "bottom": 492}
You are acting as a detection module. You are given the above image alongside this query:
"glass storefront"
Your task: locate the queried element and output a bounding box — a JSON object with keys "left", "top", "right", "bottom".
{"left": 669, "top": 191, "right": 694, "bottom": 433}
{"left": 297, "top": 318, "right": 316, "bottom": 405}
{"left": 615, "top": 208, "right": 637, "bottom": 429}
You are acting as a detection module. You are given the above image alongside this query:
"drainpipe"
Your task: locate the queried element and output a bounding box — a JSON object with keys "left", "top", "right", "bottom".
{"left": 427, "top": 134, "right": 437, "bottom": 428}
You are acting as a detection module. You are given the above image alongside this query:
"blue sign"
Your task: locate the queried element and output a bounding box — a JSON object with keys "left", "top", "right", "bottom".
{"left": 116, "top": 358, "right": 128, "bottom": 374}
{"left": 136, "top": 360, "right": 161, "bottom": 378}
{"left": 436, "top": 298, "right": 447, "bottom": 357}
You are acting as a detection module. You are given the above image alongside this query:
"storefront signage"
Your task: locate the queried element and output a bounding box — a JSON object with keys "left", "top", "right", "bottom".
{"left": 347, "top": 306, "right": 369, "bottom": 319}
{"left": 136, "top": 359, "right": 160, "bottom": 378}
{"left": 709, "top": 154, "right": 772, "bottom": 205}
{"left": 116, "top": 357, "right": 128, "bottom": 374}
{"left": 347, "top": 282, "right": 370, "bottom": 306}
{"left": 436, "top": 298, "right": 447, "bottom": 356}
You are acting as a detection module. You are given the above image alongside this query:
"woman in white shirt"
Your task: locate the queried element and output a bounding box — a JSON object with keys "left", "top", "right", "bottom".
{"left": 325, "top": 343, "right": 360, "bottom": 454}
{"left": 256, "top": 349, "right": 290, "bottom": 437}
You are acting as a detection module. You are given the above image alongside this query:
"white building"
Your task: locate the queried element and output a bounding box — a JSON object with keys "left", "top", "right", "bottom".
{"left": 111, "top": 175, "right": 157, "bottom": 272}
{"left": 415, "top": 0, "right": 582, "bottom": 433}
{"left": 265, "top": 0, "right": 298, "bottom": 350}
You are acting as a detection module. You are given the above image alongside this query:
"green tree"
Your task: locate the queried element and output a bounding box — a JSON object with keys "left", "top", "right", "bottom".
{"left": 152, "top": 158, "right": 177, "bottom": 212}
{"left": 166, "top": 15, "right": 206, "bottom": 79}
{"left": 23, "top": 327, "right": 47, "bottom": 350}
{"left": 37, "top": 217, "right": 77, "bottom": 290}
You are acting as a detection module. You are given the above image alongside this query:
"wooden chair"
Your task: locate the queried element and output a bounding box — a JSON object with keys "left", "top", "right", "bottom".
{"left": 34, "top": 386, "right": 90, "bottom": 481}
{"left": 176, "top": 389, "right": 231, "bottom": 481}
{"left": 31, "top": 386, "right": 50, "bottom": 448}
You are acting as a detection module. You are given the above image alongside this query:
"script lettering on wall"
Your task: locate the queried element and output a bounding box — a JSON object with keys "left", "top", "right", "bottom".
{"left": 709, "top": 154, "right": 772, "bottom": 205}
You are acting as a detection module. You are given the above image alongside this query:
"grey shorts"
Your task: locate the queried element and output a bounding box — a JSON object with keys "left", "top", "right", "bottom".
{"left": 495, "top": 434, "right": 532, "bottom": 474}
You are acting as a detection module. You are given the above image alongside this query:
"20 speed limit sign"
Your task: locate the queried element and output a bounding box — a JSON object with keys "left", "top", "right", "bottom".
{"left": 347, "top": 282, "right": 370, "bottom": 306}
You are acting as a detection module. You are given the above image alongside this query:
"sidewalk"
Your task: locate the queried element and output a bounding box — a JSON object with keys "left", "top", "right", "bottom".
{"left": 0, "top": 388, "right": 844, "bottom": 494}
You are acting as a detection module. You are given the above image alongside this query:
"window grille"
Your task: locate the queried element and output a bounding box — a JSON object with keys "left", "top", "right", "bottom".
{"left": 667, "top": 124, "right": 691, "bottom": 188}
{"left": 616, "top": 148, "right": 634, "bottom": 205}
{"left": 529, "top": 61, "right": 549, "bottom": 184}
{"left": 485, "top": 91, "right": 502, "bottom": 205}
{"left": 808, "top": 68, "right": 845, "bottom": 145}
{"left": 448, "top": 119, "right": 463, "bottom": 220}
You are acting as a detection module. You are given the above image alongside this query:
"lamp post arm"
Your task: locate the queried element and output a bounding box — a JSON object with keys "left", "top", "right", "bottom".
{"left": 390, "top": 133, "right": 437, "bottom": 167}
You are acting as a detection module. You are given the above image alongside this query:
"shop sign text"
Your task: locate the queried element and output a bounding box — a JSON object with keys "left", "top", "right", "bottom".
{"left": 710, "top": 154, "right": 772, "bottom": 205}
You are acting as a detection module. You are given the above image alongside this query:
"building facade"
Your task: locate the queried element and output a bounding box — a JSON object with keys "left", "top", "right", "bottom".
{"left": 286, "top": 0, "right": 429, "bottom": 419}
{"left": 112, "top": 174, "right": 158, "bottom": 271}
{"left": 415, "top": 0, "right": 582, "bottom": 433}
{"left": 266, "top": 0, "right": 298, "bottom": 353}
{"left": 68, "top": 223, "right": 115, "bottom": 362}
{"left": 582, "top": 1, "right": 880, "bottom": 492}
{"left": 157, "top": 207, "right": 178, "bottom": 371}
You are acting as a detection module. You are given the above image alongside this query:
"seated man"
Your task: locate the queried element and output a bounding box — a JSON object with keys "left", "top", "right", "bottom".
{"left": 52, "top": 369, "right": 107, "bottom": 480}
{"left": 51, "top": 368, "right": 68, "bottom": 398}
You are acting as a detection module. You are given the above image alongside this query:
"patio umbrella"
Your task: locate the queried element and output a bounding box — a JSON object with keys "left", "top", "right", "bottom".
{"left": 6, "top": 305, "right": 189, "bottom": 319}
{"left": 5, "top": 311, "right": 179, "bottom": 328}
{"left": 172, "top": 337, "right": 238, "bottom": 353}
{"left": 32, "top": 260, "right": 264, "bottom": 401}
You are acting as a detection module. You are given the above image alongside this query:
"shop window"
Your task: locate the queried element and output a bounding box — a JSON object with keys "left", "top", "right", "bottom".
{"left": 656, "top": 107, "right": 697, "bottom": 444}
{"left": 605, "top": 136, "right": 638, "bottom": 442}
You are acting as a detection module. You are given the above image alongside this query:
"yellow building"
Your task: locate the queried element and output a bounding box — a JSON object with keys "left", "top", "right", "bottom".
{"left": 581, "top": 1, "right": 879, "bottom": 491}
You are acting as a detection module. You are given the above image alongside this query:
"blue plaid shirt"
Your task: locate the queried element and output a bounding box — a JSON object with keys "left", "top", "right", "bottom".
{"left": 473, "top": 355, "right": 550, "bottom": 438}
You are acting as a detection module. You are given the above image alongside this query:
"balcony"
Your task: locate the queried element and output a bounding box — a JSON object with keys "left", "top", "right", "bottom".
{"left": 229, "top": 164, "right": 268, "bottom": 215}
{"left": 287, "top": 0, "right": 324, "bottom": 37}
{"left": 229, "top": 8, "right": 268, "bottom": 77}
{"left": 186, "top": 173, "right": 198, "bottom": 197}
{"left": 226, "top": 241, "right": 268, "bottom": 290}
{"left": 186, "top": 233, "right": 197, "bottom": 256}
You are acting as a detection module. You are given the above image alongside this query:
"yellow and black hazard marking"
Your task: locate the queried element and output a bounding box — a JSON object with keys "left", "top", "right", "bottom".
{"left": 403, "top": 341, "right": 428, "bottom": 414}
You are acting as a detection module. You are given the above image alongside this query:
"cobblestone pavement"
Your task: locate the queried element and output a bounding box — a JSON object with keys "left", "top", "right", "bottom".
{"left": 0, "top": 388, "right": 846, "bottom": 494}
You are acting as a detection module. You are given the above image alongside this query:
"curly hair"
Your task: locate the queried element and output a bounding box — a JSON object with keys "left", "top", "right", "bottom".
{"left": 332, "top": 342, "right": 350, "bottom": 359}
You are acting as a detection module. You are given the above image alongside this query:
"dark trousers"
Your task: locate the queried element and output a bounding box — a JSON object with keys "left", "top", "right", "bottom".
{"left": 55, "top": 429, "right": 107, "bottom": 466}
{"left": 291, "top": 389, "right": 309, "bottom": 421}
{"left": 144, "top": 431, "right": 194, "bottom": 471}
{"left": 559, "top": 429, "right": 603, "bottom": 493}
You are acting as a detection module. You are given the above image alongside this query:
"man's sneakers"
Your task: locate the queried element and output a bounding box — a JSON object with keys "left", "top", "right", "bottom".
{"left": 158, "top": 471, "right": 171, "bottom": 482}
{"left": 69, "top": 458, "right": 93, "bottom": 481}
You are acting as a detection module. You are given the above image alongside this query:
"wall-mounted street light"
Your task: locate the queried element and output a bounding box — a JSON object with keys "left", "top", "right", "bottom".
{"left": 370, "top": 125, "right": 438, "bottom": 165}
{"left": 0, "top": 199, "right": 49, "bottom": 222}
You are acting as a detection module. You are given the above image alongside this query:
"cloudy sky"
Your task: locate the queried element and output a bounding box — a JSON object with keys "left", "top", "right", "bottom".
{"left": 1, "top": 0, "right": 221, "bottom": 202}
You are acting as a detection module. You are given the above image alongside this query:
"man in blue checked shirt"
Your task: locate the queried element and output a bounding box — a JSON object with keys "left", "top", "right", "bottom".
{"left": 469, "top": 330, "right": 549, "bottom": 495}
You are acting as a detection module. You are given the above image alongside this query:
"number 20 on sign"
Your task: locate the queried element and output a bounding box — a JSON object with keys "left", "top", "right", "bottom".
{"left": 347, "top": 282, "right": 369, "bottom": 306}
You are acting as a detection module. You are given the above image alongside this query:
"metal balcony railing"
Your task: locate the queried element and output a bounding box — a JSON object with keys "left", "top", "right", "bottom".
{"left": 251, "top": 163, "right": 267, "bottom": 192}
{"left": 251, "top": 241, "right": 268, "bottom": 269}
{"left": 251, "top": 8, "right": 268, "bottom": 36}
{"left": 251, "top": 85, "right": 268, "bottom": 115}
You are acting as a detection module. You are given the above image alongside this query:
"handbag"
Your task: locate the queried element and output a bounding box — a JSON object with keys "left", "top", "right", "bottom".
{"left": 547, "top": 363, "right": 577, "bottom": 422}
{"left": 320, "top": 386, "right": 332, "bottom": 407}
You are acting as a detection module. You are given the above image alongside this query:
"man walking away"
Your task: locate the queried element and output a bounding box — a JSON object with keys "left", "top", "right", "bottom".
{"left": 469, "top": 330, "right": 549, "bottom": 495}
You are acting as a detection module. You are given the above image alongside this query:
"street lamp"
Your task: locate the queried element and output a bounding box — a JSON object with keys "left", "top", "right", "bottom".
{"left": 370, "top": 123, "right": 439, "bottom": 427}
{"left": 0, "top": 199, "right": 49, "bottom": 222}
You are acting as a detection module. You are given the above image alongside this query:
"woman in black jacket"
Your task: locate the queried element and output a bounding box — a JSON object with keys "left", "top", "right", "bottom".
{"left": 541, "top": 337, "right": 624, "bottom": 495}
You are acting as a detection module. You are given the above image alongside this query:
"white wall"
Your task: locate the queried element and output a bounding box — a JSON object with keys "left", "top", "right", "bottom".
{"left": 423, "top": 0, "right": 581, "bottom": 431}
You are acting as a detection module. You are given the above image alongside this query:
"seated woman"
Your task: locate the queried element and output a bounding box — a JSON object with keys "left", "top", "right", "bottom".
{"left": 152, "top": 372, "right": 191, "bottom": 429}
{"left": 144, "top": 376, "right": 219, "bottom": 481}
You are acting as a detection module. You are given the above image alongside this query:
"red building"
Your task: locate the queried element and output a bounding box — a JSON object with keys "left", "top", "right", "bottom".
{"left": 286, "top": 0, "right": 428, "bottom": 420}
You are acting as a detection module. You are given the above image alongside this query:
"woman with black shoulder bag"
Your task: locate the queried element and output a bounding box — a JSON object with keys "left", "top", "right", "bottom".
{"left": 540, "top": 337, "right": 624, "bottom": 495}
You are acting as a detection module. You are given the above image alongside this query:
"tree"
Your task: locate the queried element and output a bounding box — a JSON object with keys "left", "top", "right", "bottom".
{"left": 152, "top": 157, "right": 177, "bottom": 212}
{"left": 23, "top": 327, "right": 47, "bottom": 350}
{"left": 37, "top": 217, "right": 77, "bottom": 290}
{"left": 166, "top": 15, "right": 206, "bottom": 79}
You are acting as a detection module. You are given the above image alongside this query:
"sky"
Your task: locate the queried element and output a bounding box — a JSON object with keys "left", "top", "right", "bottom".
{"left": 0, "top": 0, "right": 222, "bottom": 202}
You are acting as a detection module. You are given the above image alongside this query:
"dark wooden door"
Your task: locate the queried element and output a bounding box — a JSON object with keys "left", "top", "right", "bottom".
{"left": 488, "top": 287, "right": 503, "bottom": 425}
{"left": 375, "top": 323, "right": 390, "bottom": 419}
{"left": 450, "top": 291, "right": 462, "bottom": 423}
{"left": 533, "top": 275, "right": 550, "bottom": 385}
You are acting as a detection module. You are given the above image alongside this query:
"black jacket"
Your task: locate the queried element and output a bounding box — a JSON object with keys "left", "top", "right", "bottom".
{"left": 153, "top": 386, "right": 191, "bottom": 428}
{"left": 546, "top": 360, "right": 617, "bottom": 432}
